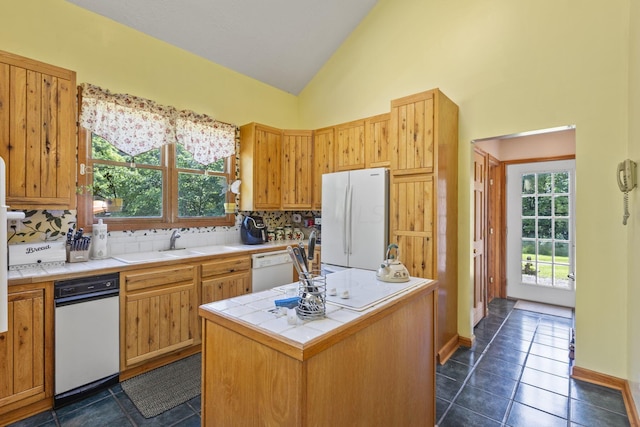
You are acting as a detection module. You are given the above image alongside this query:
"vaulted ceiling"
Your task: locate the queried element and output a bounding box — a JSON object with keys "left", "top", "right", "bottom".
{"left": 65, "top": 0, "right": 379, "bottom": 95}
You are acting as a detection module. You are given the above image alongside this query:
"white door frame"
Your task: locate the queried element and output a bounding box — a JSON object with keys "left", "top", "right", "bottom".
{"left": 506, "top": 160, "right": 576, "bottom": 307}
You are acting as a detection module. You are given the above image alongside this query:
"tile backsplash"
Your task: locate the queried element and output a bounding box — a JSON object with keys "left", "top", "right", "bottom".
{"left": 8, "top": 209, "right": 320, "bottom": 257}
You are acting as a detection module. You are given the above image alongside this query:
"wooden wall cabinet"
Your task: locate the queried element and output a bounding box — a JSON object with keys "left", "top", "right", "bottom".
{"left": 281, "top": 130, "right": 313, "bottom": 210}
{"left": 389, "top": 89, "right": 459, "bottom": 363}
{"left": 0, "top": 283, "right": 53, "bottom": 423}
{"left": 0, "top": 50, "right": 76, "bottom": 210}
{"left": 120, "top": 265, "right": 198, "bottom": 373}
{"left": 334, "top": 119, "right": 365, "bottom": 171}
{"left": 312, "top": 127, "right": 334, "bottom": 210}
{"left": 365, "top": 113, "right": 390, "bottom": 168}
{"left": 200, "top": 255, "right": 251, "bottom": 304}
{"left": 239, "top": 123, "right": 282, "bottom": 211}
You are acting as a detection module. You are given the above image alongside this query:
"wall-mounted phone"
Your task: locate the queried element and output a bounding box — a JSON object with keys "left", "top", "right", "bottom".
{"left": 617, "top": 159, "right": 637, "bottom": 225}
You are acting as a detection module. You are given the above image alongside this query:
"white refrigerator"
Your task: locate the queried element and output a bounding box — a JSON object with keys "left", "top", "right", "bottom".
{"left": 321, "top": 168, "right": 388, "bottom": 271}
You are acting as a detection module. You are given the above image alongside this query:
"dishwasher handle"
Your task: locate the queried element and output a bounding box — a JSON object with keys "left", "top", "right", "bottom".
{"left": 55, "top": 289, "right": 119, "bottom": 307}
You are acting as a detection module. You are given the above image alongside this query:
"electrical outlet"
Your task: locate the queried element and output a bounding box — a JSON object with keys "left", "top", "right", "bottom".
{"left": 8, "top": 218, "right": 22, "bottom": 231}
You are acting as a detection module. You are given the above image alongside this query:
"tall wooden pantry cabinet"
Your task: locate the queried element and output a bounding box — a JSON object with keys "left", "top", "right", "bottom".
{"left": 389, "top": 89, "right": 459, "bottom": 363}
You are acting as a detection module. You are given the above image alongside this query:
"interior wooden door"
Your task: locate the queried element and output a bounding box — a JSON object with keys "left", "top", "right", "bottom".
{"left": 472, "top": 149, "right": 487, "bottom": 325}
{"left": 487, "top": 155, "right": 502, "bottom": 301}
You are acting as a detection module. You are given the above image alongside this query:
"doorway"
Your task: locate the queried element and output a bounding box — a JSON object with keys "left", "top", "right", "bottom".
{"left": 472, "top": 126, "right": 576, "bottom": 323}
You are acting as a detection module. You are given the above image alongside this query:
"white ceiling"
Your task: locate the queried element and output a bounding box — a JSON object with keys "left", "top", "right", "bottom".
{"left": 65, "top": 0, "right": 378, "bottom": 95}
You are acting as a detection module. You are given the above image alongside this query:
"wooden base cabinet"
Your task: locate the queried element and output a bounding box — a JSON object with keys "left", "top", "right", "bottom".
{"left": 120, "top": 265, "right": 198, "bottom": 375}
{"left": 0, "top": 283, "right": 53, "bottom": 424}
{"left": 200, "top": 255, "right": 251, "bottom": 304}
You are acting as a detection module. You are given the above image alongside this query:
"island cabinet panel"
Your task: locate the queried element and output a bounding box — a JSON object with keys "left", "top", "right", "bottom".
{"left": 311, "top": 127, "right": 334, "bottom": 210}
{"left": 334, "top": 119, "right": 365, "bottom": 171}
{"left": 239, "top": 123, "right": 282, "bottom": 211}
{"left": 281, "top": 130, "right": 313, "bottom": 210}
{"left": 364, "top": 112, "right": 391, "bottom": 168}
{"left": 0, "top": 50, "right": 76, "bottom": 209}
{"left": 200, "top": 281, "right": 437, "bottom": 427}
{"left": 121, "top": 265, "right": 197, "bottom": 372}
{"left": 0, "top": 283, "right": 53, "bottom": 423}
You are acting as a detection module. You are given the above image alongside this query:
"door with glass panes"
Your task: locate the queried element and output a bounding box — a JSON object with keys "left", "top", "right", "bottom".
{"left": 506, "top": 160, "right": 576, "bottom": 307}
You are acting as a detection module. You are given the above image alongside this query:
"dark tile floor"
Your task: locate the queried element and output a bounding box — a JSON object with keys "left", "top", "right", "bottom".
{"left": 437, "top": 298, "right": 631, "bottom": 427}
{"left": 9, "top": 298, "right": 631, "bottom": 427}
{"left": 7, "top": 384, "right": 201, "bottom": 427}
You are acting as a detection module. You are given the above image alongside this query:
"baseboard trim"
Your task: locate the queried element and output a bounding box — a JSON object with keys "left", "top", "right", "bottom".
{"left": 437, "top": 334, "right": 460, "bottom": 365}
{"left": 571, "top": 365, "right": 639, "bottom": 426}
{"left": 458, "top": 335, "right": 474, "bottom": 348}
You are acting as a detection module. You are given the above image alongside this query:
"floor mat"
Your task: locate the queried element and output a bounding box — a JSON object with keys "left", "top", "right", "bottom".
{"left": 121, "top": 353, "right": 201, "bottom": 418}
{"left": 513, "top": 300, "right": 573, "bottom": 319}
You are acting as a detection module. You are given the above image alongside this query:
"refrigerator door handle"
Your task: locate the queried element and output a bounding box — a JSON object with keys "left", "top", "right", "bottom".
{"left": 347, "top": 184, "right": 353, "bottom": 255}
{"left": 342, "top": 184, "right": 349, "bottom": 255}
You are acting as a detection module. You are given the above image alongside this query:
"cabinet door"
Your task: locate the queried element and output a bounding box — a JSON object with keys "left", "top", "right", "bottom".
{"left": 365, "top": 113, "right": 390, "bottom": 168}
{"left": 254, "top": 125, "right": 282, "bottom": 209}
{"left": 0, "top": 51, "right": 76, "bottom": 209}
{"left": 389, "top": 174, "right": 434, "bottom": 278}
{"left": 0, "top": 287, "right": 47, "bottom": 409}
{"left": 202, "top": 271, "right": 251, "bottom": 304}
{"left": 282, "top": 130, "right": 313, "bottom": 210}
{"left": 122, "top": 266, "right": 197, "bottom": 368}
{"left": 334, "top": 119, "right": 365, "bottom": 171}
{"left": 390, "top": 92, "right": 434, "bottom": 175}
{"left": 312, "top": 127, "right": 334, "bottom": 210}
{"left": 239, "top": 123, "right": 282, "bottom": 211}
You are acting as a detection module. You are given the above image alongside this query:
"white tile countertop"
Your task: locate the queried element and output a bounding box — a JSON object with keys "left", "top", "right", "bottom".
{"left": 7, "top": 241, "right": 299, "bottom": 282}
{"left": 199, "top": 268, "right": 435, "bottom": 345}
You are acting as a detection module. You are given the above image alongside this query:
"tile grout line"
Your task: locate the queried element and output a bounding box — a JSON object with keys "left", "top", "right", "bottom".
{"left": 437, "top": 305, "right": 516, "bottom": 425}
{"left": 499, "top": 316, "right": 541, "bottom": 426}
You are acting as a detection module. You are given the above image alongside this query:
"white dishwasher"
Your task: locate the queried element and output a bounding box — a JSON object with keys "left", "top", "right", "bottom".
{"left": 54, "top": 273, "right": 120, "bottom": 408}
{"left": 251, "top": 250, "right": 294, "bottom": 292}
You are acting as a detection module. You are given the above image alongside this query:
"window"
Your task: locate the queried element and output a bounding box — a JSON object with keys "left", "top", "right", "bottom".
{"left": 520, "top": 170, "right": 572, "bottom": 289}
{"left": 78, "top": 130, "right": 235, "bottom": 231}
{"left": 77, "top": 83, "right": 237, "bottom": 231}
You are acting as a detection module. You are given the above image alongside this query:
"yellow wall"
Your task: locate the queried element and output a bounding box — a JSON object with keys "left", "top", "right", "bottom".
{"left": 2, "top": 0, "right": 299, "bottom": 128}
{"left": 300, "top": 0, "right": 631, "bottom": 378}
{"left": 628, "top": 0, "right": 640, "bottom": 412}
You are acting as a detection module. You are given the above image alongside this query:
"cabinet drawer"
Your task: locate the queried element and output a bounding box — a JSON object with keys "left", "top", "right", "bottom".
{"left": 124, "top": 265, "right": 195, "bottom": 292}
{"left": 201, "top": 256, "right": 250, "bottom": 278}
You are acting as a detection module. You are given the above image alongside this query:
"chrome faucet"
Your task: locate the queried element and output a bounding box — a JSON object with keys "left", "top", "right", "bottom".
{"left": 169, "top": 230, "right": 181, "bottom": 250}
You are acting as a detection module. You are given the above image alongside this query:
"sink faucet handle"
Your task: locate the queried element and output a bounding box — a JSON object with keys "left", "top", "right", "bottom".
{"left": 169, "top": 229, "right": 181, "bottom": 250}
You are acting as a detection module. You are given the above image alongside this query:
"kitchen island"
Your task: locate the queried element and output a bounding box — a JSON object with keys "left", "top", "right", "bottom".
{"left": 198, "top": 269, "right": 438, "bottom": 426}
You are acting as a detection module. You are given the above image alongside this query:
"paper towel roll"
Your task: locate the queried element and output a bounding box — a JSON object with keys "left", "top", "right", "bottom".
{"left": 91, "top": 219, "right": 108, "bottom": 259}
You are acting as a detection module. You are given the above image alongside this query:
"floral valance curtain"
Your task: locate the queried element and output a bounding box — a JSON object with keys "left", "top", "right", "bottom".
{"left": 79, "top": 83, "right": 236, "bottom": 165}
{"left": 176, "top": 111, "right": 236, "bottom": 165}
